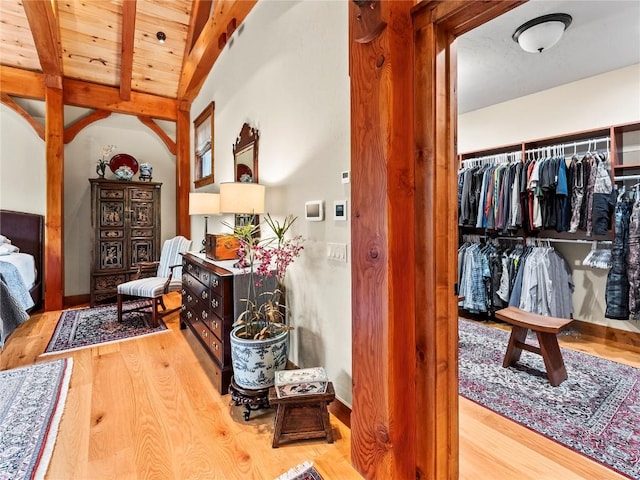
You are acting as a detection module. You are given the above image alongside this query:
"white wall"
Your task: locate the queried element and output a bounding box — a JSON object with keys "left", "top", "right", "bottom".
{"left": 64, "top": 113, "right": 177, "bottom": 295}
{"left": 192, "top": 0, "right": 352, "bottom": 405}
{"left": 0, "top": 105, "right": 46, "bottom": 215}
{"left": 459, "top": 64, "right": 640, "bottom": 333}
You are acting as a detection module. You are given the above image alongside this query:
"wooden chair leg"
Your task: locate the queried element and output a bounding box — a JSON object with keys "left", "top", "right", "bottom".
{"left": 536, "top": 332, "right": 568, "bottom": 386}
{"left": 117, "top": 294, "right": 123, "bottom": 322}
{"left": 503, "top": 326, "right": 528, "bottom": 368}
{"left": 159, "top": 296, "right": 167, "bottom": 311}
{"left": 151, "top": 298, "right": 159, "bottom": 327}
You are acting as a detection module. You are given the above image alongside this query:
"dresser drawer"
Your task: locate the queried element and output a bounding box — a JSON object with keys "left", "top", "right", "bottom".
{"left": 203, "top": 315, "right": 223, "bottom": 340}
{"left": 209, "top": 333, "right": 224, "bottom": 365}
{"left": 191, "top": 318, "right": 212, "bottom": 347}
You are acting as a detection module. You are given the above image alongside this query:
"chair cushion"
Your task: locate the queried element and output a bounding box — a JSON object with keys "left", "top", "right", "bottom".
{"left": 117, "top": 277, "right": 183, "bottom": 298}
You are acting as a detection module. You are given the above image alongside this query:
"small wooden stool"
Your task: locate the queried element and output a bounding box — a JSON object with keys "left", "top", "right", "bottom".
{"left": 495, "top": 307, "right": 573, "bottom": 386}
{"left": 269, "top": 382, "right": 335, "bottom": 448}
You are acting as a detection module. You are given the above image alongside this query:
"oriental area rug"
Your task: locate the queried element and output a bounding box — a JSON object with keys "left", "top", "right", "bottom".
{"left": 458, "top": 318, "right": 640, "bottom": 479}
{"left": 42, "top": 301, "right": 168, "bottom": 355}
{"left": 274, "top": 461, "right": 324, "bottom": 480}
{"left": 0, "top": 358, "right": 73, "bottom": 480}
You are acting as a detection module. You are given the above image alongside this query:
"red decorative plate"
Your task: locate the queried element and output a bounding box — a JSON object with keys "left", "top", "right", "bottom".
{"left": 109, "top": 154, "right": 139, "bottom": 174}
{"left": 236, "top": 163, "right": 253, "bottom": 182}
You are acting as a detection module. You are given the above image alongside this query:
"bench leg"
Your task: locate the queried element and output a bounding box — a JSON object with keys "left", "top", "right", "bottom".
{"left": 503, "top": 326, "right": 528, "bottom": 368}
{"left": 536, "top": 332, "right": 568, "bottom": 387}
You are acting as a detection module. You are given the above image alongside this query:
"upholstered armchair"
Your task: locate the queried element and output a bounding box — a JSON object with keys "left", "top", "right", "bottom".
{"left": 117, "top": 236, "right": 192, "bottom": 327}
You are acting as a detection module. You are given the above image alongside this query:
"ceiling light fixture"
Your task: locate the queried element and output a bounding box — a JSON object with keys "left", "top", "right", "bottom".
{"left": 512, "top": 13, "right": 572, "bottom": 53}
{"left": 156, "top": 31, "right": 166, "bottom": 44}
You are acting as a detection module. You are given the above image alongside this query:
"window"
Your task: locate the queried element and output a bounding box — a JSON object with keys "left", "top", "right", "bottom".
{"left": 194, "top": 102, "right": 214, "bottom": 188}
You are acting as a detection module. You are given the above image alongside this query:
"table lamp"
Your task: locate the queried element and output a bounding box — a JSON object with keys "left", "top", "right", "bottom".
{"left": 189, "top": 192, "right": 220, "bottom": 252}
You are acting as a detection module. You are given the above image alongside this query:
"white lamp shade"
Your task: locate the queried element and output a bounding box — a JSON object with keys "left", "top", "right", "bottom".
{"left": 219, "top": 182, "right": 266, "bottom": 214}
{"left": 517, "top": 21, "right": 566, "bottom": 53}
{"left": 189, "top": 192, "right": 220, "bottom": 215}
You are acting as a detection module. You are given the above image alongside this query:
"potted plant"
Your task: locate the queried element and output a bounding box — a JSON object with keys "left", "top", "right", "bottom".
{"left": 229, "top": 214, "right": 304, "bottom": 391}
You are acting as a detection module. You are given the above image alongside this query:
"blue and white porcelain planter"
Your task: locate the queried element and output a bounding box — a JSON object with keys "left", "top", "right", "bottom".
{"left": 230, "top": 326, "right": 288, "bottom": 390}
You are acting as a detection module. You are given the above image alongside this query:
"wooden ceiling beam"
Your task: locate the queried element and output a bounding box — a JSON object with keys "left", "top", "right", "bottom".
{"left": 137, "top": 116, "right": 177, "bottom": 154}
{"left": 22, "top": 0, "right": 63, "bottom": 77}
{"left": 0, "top": 66, "right": 45, "bottom": 99}
{"left": 63, "top": 78, "right": 178, "bottom": 120}
{"left": 64, "top": 110, "right": 112, "bottom": 144}
{"left": 184, "top": 0, "right": 213, "bottom": 55}
{"left": 119, "top": 0, "right": 137, "bottom": 101}
{"left": 178, "top": 0, "right": 256, "bottom": 102}
{"left": 0, "top": 93, "right": 45, "bottom": 140}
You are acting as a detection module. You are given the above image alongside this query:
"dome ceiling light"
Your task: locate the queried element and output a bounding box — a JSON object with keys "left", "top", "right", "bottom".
{"left": 512, "top": 13, "right": 572, "bottom": 53}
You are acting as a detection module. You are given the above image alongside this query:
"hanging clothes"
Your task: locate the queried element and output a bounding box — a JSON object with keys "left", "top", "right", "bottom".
{"left": 605, "top": 188, "right": 633, "bottom": 320}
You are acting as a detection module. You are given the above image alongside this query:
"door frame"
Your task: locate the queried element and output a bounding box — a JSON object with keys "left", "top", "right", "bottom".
{"left": 349, "top": 1, "right": 525, "bottom": 478}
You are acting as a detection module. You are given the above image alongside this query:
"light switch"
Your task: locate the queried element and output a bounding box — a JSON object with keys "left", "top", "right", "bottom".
{"left": 327, "top": 242, "right": 348, "bottom": 262}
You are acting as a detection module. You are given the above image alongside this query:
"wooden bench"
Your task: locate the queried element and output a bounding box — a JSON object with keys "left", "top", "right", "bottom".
{"left": 495, "top": 307, "right": 573, "bottom": 386}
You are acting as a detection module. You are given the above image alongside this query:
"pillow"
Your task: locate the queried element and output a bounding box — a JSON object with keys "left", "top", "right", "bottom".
{"left": 0, "top": 244, "right": 19, "bottom": 255}
{"left": 0, "top": 235, "right": 11, "bottom": 244}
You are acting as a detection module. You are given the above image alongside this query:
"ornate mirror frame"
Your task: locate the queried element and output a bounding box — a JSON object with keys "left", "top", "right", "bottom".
{"left": 233, "top": 123, "right": 260, "bottom": 228}
{"left": 233, "top": 123, "right": 259, "bottom": 184}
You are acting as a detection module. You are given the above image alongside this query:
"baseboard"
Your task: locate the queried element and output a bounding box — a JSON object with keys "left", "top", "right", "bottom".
{"left": 571, "top": 319, "right": 640, "bottom": 354}
{"left": 63, "top": 294, "right": 90, "bottom": 308}
{"left": 284, "top": 360, "right": 352, "bottom": 428}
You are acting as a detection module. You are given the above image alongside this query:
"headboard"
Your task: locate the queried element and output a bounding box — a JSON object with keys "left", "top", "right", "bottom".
{"left": 0, "top": 209, "right": 44, "bottom": 309}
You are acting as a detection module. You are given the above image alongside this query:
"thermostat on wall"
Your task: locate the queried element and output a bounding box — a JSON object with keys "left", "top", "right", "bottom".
{"left": 334, "top": 200, "right": 347, "bottom": 221}
{"left": 305, "top": 200, "right": 324, "bottom": 221}
{"left": 341, "top": 171, "right": 350, "bottom": 184}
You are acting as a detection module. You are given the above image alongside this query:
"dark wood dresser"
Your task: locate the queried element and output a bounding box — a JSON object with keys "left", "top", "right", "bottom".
{"left": 180, "top": 252, "right": 235, "bottom": 393}
{"left": 89, "top": 178, "right": 162, "bottom": 306}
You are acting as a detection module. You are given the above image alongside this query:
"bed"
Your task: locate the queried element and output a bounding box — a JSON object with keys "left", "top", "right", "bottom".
{"left": 0, "top": 210, "right": 44, "bottom": 346}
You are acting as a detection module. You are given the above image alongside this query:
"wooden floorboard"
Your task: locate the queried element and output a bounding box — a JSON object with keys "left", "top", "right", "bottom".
{"left": 1, "top": 300, "right": 638, "bottom": 479}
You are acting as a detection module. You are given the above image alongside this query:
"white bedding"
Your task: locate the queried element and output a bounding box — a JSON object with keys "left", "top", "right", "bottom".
{"left": 0, "top": 253, "right": 36, "bottom": 289}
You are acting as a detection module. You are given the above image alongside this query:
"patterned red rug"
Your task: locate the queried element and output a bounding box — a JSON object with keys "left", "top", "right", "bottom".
{"left": 42, "top": 301, "right": 168, "bottom": 355}
{"left": 459, "top": 318, "right": 639, "bottom": 479}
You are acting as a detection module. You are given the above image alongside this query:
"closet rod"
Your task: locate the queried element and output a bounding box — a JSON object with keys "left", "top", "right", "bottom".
{"left": 614, "top": 175, "right": 640, "bottom": 181}
{"left": 461, "top": 152, "right": 521, "bottom": 165}
{"left": 529, "top": 237, "right": 612, "bottom": 245}
{"left": 526, "top": 136, "right": 610, "bottom": 153}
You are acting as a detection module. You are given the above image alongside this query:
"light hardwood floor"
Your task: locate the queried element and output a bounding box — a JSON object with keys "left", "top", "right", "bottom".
{"left": 1, "top": 298, "right": 638, "bottom": 479}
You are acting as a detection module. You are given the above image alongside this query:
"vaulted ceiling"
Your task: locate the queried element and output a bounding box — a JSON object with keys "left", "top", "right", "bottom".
{"left": 0, "top": 0, "right": 256, "bottom": 119}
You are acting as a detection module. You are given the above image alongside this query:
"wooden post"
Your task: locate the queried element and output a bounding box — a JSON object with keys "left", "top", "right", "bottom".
{"left": 349, "top": 1, "right": 417, "bottom": 478}
{"left": 176, "top": 101, "right": 191, "bottom": 238}
{"left": 44, "top": 79, "right": 64, "bottom": 311}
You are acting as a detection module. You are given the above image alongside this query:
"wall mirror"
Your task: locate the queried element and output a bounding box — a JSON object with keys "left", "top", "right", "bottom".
{"left": 233, "top": 123, "right": 260, "bottom": 228}
{"left": 234, "top": 123, "right": 259, "bottom": 184}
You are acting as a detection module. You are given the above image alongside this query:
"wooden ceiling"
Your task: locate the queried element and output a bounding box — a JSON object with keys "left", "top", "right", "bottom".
{"left": 0, "top": 0, "right": 255, "bottom": 113}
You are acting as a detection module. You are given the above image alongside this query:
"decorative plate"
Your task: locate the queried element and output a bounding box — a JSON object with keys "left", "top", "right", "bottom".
{"left": 109, "top": 153, "right": 139, "bottom": 175}
{"left": 236, "top": 163, "right": 253, "bottom": 182}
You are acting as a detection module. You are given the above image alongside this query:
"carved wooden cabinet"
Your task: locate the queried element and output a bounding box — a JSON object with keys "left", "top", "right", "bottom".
{"left": 89, "top": 178, "right": 162, "bottom": 306}
{"left": 180, "top": 253, "right": 235, "bottom": 393}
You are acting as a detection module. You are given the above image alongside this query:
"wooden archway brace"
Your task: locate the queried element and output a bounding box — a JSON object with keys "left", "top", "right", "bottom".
{"left": 0, "top": 93, "right": 45, "bottom": 140}
{"left": 137, "top": 116, "right": 177, "bottom": 155}
{"left": 63, "top": 109, "right": 112, "bottom": 144}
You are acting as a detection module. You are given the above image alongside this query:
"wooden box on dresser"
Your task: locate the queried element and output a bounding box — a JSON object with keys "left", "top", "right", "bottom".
{"left": 180, "top": 252, "right": 235, "bottom": 394}
{"left": 89, "top": 178, "right": 162, "bottom": 306}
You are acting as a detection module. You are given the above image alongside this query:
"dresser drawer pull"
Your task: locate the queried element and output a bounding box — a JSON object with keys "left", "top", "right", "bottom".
{"left": 181, "top": 305, "right": 186, "bottom": 311}
{"left": 182, "top": 289, "right": 186, "bottom": 295}
{"left": 211, "top": 298, "right": 219, "bottom": 308}
{"left": 201, "top": 311, "right": 208, "bottom": 319}
{"left": 212, "top": 320, "right": 219, "bottom": 330}
{"left": 211, "top": 277, "right": 219, "bottom": 288}
{"left": 212, "top": 342, "right": 219, "bottom": 351}
{"left": 187, "top": 264, "right": 194, "bottom": 272}
{"left": 187, "top": 294, "right": 193, "bottom": 303}
{"left": 202, "top": 329, "right": 208, "bottom": 338}
{"left": 187, "top": 311, "right": 192, "bottom": 319}
{"left": 201, "top": 291, "right": 208, "bottom": 300}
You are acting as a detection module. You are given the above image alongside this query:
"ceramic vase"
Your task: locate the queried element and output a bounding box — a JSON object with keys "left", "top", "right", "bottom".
{"left": 230, "top": 326, "right": 288, "bottom": 390}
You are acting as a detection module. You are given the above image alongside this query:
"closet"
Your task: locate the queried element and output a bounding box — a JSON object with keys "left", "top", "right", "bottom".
{"left": 458, "top": 121, "right": 640, "bottom": 324}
